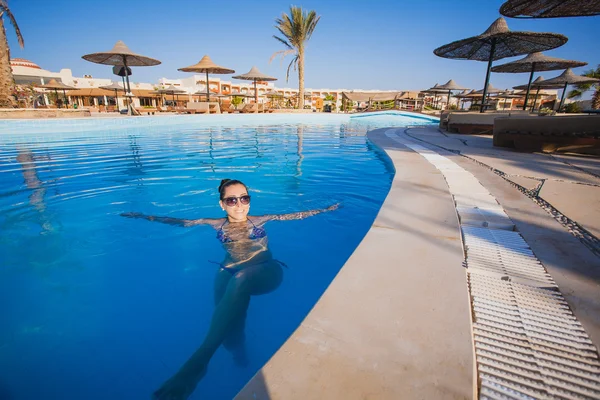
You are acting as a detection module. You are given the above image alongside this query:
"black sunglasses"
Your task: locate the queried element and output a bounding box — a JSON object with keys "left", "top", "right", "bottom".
{"left": 223, "top": 195, "right": 251, "bottom": 207}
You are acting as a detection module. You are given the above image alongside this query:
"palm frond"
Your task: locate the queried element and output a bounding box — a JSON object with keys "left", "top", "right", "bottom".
{"left": 270, "top": 49, "right": 295, "bottom": 65}
{"left": 304, "top": 11, "right": 321, "bottom": 42}
{"left": 285, "top": 56, "right": 299, "bottom": 83}
{"left": 0, "top": 2, "right": 24, "bottom": 48}
{"left": 273, "top": 34, "right": 292, "bottom": 50}
{"left": 567, "top": 89, "right": 583, "bottom": 99}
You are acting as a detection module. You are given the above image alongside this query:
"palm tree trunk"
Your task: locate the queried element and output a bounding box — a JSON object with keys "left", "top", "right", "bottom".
{"left": 592, "top": 88, "right": 600, "bottom": 110}
{"left": 298, "top": 47, "right": 304, "bottom": 110}
{"left": 0, "top": 19, "right": 15, "bottom": 108}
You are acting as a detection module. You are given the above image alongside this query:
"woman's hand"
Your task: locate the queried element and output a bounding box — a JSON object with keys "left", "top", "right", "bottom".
{"left": 326, "top": 203, "right": 340, "bottom": 212}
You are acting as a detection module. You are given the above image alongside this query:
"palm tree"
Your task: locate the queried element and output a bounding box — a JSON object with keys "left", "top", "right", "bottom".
{"left": 567, "top": 65, "right": 600, "bottom": 110}
{"left": 0, "top": 0, "right": 24, "bottom": 108}
{"left": 271, "top": 6, "right": 320, "bottom": 109}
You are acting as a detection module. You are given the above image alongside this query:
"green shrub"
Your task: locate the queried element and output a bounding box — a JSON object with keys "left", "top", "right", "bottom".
{"left": 563, "top": 102, "right": 582, "bottom": 113}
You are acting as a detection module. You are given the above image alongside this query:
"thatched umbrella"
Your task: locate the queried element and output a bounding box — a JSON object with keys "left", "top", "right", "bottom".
{"left": 38, "top": 79, "right": 78, "bottom": 108}
{"left": 157, "top": 85, "right": 186, "bottom": 107}
{"left": 491, "top": 52, "right": 587, "bottom": 109}
{"left": 265, "top": 89, "right": 284, "bottom": 108}
{"left": 82, "top": 41, "right": 161, "bottom": 115}
{"left": 437, "top": 79, "right": 468, "bottom": 109}
{"left": 493, "top": 90, "right": 525, "bottom": 110}
{"left": 513, "top": 75, "right": 565, "bottom": 111}
{"left": 467, "top": 84, "right": 503, "bottom": 110}
{"left": 178, "top": 55, "right": 234, "bottom": 102}
{"left": 232, "top": 66, "right": 277, "bottom": 107}
{"left": 500, "top": 0, "right": 600, "bottom": 18}
{"left": 453, "top": 89, "right": 474, "bottom": 109}
{"left": 533, "top": 68, "right": 600, "bottom": 111}
{"left": 433, "top": 17, "right": 567, "bottom": 112}
{"left": 423, "top": 83, "right": 446, "bottom": 108}
{"left": 99, "top": 81, "right": 125, "bottom": 110}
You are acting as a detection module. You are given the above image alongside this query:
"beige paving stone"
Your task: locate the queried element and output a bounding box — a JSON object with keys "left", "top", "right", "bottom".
{"left": 504, "top": 175, "right": 541, "bottom": 191}
{"left": 539, "top": 180, "right": 600, "bottom": 239}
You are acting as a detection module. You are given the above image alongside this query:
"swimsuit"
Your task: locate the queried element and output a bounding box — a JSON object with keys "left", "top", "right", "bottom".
{"left": 213, "top": 219, "right": 286, "bottom": 274}
{"left": 216, "top": 218, "right": 266, "bottom": 243}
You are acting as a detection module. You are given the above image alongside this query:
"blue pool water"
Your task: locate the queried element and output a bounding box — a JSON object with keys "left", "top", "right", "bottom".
{"left": 0, "top": 112, "right": 437, "bottom": 400}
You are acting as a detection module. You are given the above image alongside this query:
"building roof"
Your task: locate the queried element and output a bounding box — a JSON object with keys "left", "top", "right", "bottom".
{"left": 10, "top": 58, "right": 41, "bottom": 69}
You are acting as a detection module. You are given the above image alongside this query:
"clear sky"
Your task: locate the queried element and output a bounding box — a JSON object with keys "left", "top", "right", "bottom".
{"left": 7, "top": 0, "right": 599, "bottom": 95}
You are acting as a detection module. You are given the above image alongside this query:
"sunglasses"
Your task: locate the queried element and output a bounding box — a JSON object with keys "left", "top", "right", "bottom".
{"left": 223, "top": 195, "right": 251, "bottom": 207}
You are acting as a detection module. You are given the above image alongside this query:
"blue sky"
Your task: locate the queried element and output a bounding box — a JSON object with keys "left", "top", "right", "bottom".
{"left": 7, "top": 0, "right": 599, "bottom": 95}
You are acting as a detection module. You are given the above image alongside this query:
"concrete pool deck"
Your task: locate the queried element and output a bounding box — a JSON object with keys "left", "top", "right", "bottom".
{"left": 236, "top": 126, "right": 600, "bottom": 399}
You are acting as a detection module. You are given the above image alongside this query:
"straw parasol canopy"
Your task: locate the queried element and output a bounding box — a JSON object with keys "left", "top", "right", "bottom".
{"left": 491, "top": 52, "right": 587, "bottom": 109}
{"left": 433, "top": 17, "right": 567, "bottom": 112}
{"left": 233, "top": 66, "right": 277, "bottom": 106}
{"left": 264, "top": 89, "right": 283, "bottom": 98}
{"left": 99, "top": 82, "right": 125, "bottom": 110}
{"left": 533, "top": 68, "right": 600, "bottom": 111}
{"left": 82, "top": 41, "right": 161, "bottom": 115}
{"left": 494, "top": 90, "right": 525, "bottom": 109}
{"left": 471, "top": 84, "right": 504, "bottom": 96}
{"left": 423, "top": 83, "right": 447, "bottom": 93}
{"left": 38, "top": 79, "right": 78, "bottom": 108}
{"left": 513, "top": 75, "right": 558, "bottom": 90}
{"left": 453, "top": 89, "right": 475, "bottom": 109}
{"left": 513, "top": 76, "right": 563, "bottom": 111}
{"left": 178, "top": 55, "right": 235, "bottom": 102}
{"left": 423, "top": 83, "right": 450, "bottom": 108}
{"left": 453, "top": 89, "right": 474, "bottom": 98}
{"left": 467, "top": 84, "right": 503, "bottom": 108}
{"left": 500, "top": 0, "right": 600, "bottom": 18}
{"left": 157, "top": 84, "right": 186, "bottom": 105}
{"left": 437, "top": 79, "right": 468, "bottom": 109}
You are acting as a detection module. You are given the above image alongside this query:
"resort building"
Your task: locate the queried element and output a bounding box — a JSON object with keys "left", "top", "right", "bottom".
{"left": 10, "top": 58, "right": 556, "bottom": 112}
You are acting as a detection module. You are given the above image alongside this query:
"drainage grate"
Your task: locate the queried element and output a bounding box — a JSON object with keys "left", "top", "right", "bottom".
{"left": 384, "top": 131, "right": 600, "bottom": 399}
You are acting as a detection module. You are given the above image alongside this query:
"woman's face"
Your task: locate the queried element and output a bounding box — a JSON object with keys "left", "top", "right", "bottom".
{"left": 220, "top": 183, "right": 250, "bottom": 222}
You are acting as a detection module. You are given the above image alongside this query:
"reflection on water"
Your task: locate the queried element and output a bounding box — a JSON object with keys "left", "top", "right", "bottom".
{"left": 16, "top": 148, "right": 54, "bottom": 234}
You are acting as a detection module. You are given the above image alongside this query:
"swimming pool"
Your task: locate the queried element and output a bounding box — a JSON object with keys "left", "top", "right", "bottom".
{"left": 0, "top": 112, "right": 437, "bottom": 400}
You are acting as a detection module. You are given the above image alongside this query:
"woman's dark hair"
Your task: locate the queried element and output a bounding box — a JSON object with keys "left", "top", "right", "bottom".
{"left": 218, "top": 179, "right": 248, "bottom": 199}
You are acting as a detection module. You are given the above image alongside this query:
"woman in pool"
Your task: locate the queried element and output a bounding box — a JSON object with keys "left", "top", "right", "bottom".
{"left": 122, "top": 179, "right": 338, "bottom": 400}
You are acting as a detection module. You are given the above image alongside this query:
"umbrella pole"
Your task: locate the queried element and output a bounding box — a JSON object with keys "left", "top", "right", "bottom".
{"left": 206, "top": 71, "right": 210, "bottom": 102}
{"left": 122, "top": 56, "right": 136, "bottom": 116}
{"left": 531, "top": 87, "right": 540, "bottom": 112}
{"left": 63, "top": 89, "right": 68, "bottom": 108}
{"left": 480, "top": 38, "right": 496, "bottom": 113}
{"left": 558, "top": 82, "right": 568, "bottom": 112}
{"left": 115, "top": 89, "right": 119, "bottom": 112}
{"left": 523, "top": 65, "right": 535, "bottom": 110}
{"left": 254, "top": 80, "right": 258, "bottom": 113}
{"left": 54, "top": 88, "right": 59, "bottom": 108}
{"left": 447, "top": 90, "right": 451, "bottom": 109}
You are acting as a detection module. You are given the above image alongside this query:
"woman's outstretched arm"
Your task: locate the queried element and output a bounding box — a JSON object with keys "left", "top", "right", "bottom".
{"left": 254, "top": 203, "right": 340, "bottom": 224}
{"left": 120, "top": 212, "right": 223, "bottom": 228}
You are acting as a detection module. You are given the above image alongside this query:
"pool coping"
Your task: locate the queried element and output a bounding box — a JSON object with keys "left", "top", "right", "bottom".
{"left": 235, "top": 127, "right": 475, "bottom": 399}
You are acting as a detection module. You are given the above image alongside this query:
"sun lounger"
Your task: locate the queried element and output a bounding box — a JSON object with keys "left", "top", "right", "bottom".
{"left": 239, "top": 103, "right": 259, "bottom": 113}
{"left": 185, "top": 102, "right": 210, "bottom": 114}
{"left": 209, "top": 102, "right": 221, "bottom": 114}
{"left": 136, "top": 107, "right": 156, "bottom": 115}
